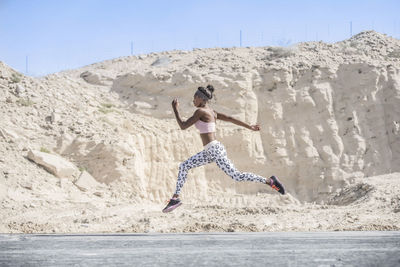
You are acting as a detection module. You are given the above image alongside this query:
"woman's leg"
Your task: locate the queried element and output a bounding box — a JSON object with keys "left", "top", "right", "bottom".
{"left": 174, "top": 149, "right": 214, "bottom": 196}
{"left": 211, "top": 143, "right": 268, "bottom": 184}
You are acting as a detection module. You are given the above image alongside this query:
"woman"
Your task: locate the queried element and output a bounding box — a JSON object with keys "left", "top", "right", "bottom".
{"left": 162, "top": 85, "right": 285, "bottom": 213}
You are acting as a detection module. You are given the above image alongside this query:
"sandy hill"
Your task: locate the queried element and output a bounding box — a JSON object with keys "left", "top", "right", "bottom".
{"left": 0, "top": 30, "right": 399, "bottom": 233}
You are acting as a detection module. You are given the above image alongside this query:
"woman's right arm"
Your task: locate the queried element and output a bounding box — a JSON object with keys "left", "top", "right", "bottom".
{"left": 172, "top": 98, "right": 202, "bottom": 130}
{"left": 216, "top": 111, "right": 260, "bottom": 131}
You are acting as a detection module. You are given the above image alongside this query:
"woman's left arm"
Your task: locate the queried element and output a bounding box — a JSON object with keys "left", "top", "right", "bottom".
{"left": 216, "top": 111, "right": 260, "bottom": 131}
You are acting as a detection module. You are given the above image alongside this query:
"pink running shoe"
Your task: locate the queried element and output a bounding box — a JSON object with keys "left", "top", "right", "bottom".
{"left": 269, "top": 175, "right": 285, "bottom": 195}
{"left": 162, "top": 198, "right": 182, "bottom": 213}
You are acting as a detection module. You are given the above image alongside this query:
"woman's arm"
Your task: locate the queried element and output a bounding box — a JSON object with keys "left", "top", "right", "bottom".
{"left": 216, "top": 111, "right": 260, "bottom": 131}
{"left": 172, "top": 98, "right": 202, "bottom": 130}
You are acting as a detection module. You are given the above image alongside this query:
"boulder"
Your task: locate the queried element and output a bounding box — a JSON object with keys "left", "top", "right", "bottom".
{"left": 74, "top": 171, "right": 102, "bottom": 192}
{"left": 0, "top": 127, "right": 23, "bottom": 143}
{"left": 151, "top": 57, "right": 170, "bottom": 67}
{"left": 49, "top": 109, "right": 60, "bottom": 123}
{"left": 0, "top": 175, "right": 6, "bottom": 202}
{"left": 27, "top": 150, "right": 79, "bottom": 179}
{"left": 15, "top": 84, "right": 26, "bottom": 95}
{"left": 80, "top": 71, "right": 111, "bottom": 86}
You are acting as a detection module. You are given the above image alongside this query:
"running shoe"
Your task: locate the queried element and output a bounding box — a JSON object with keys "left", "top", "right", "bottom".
{"left": 269, "top": 175, "right": 285, "bottom": 195}
{"left": 162, "top": 198, "right": 182, "bottom": 213}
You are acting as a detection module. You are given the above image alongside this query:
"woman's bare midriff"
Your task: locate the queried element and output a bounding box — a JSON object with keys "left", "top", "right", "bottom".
{"left": 200, "top": 132, "right": 216, "bottom": 146}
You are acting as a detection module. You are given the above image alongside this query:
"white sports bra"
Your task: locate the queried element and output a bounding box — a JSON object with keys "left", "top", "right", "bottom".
{"left": 195, "top": 120, "right": 216, "bottom": 134}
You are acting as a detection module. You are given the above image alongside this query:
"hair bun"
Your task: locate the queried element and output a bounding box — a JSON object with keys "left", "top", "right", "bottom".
{"left": 197, "top": 86, "right": 212, "bottom": 100}
{"left": 206, "top": 85, "right": 214, "bottom": 99}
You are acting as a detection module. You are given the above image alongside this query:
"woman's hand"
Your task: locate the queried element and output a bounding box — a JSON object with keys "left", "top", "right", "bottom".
{"left": 171, "top": 98, "right": 179, "bottom": 109}
{"left": 250, "top": 124, "right": 260, "bottom": 131}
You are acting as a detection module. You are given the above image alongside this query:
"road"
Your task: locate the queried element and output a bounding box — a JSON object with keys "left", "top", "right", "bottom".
{"left": 1, "top": 231, "right": 399, "bottom": 266}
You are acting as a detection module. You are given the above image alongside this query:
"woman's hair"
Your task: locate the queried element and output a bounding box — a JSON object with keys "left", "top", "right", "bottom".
{"left": 196, "top": 85, "right": 215, "bottom": 100}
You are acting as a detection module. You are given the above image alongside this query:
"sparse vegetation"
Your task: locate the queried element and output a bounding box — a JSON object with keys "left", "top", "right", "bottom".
{"left": 101, "top": 103, "right": 114, "bottom": 108}
{"left": 349, "top": 41, "right": 358, "bottom": 48}
{"left": 10, "top": 73, "right": 22, "bottom": 83}
{"left": 78, "top": 166, "right": 87, "bottom": 172}
{"left": 267, "top": 46, "right": 295, "bottom": 59}
{"left": 98, "top": 103, "right": 120, "bottom": 114}
{"left": 40, "top": 147, "right": 50, "bottom": 153}
{"left": 16, "top": 98, "right": 34, "bottom": 106}
{"left": 388, "top": 49, "right": 400, "bottom": 58}
{"left": 99, "top": 107, "right": 114, "bottom": 114}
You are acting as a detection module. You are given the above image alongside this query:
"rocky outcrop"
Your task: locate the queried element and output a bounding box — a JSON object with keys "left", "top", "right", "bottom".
{"left": 27, "top": 150, "right": 79, "bottom": 179}
{"left": 74, "top": 171, "right": 103, "bottom": 192}
{"left": 1, "top": 31, "right": 400, "bottom": 202}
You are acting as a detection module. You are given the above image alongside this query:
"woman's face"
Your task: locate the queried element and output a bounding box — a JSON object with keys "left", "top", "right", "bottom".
{"left": 193, "top": 94, "right": 204, "bottom": 107}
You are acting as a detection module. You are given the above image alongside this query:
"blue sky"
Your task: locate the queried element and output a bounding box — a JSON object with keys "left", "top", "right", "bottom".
{"left": 1, "top": 0, "right": 399, "bottom": 76}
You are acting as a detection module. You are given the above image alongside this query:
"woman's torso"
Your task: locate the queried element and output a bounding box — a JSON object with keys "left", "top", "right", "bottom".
{"left": 196, "top": 108, "right": 217, "bottom": 146}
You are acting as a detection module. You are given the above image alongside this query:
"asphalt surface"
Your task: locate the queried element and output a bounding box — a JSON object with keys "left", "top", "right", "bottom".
{"left": 1, "top": 231, "right": 399, "bottom": 266}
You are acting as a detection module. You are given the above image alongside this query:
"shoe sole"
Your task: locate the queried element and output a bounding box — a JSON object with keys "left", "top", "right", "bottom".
{"left": 270, "top": 176, "right": 285, "bottom": 195}
{"left": 162, "top": 202, "right": 182, "bottom": 213}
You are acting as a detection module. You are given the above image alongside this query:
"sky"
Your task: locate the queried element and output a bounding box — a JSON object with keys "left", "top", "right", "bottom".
{"left": 1, "top": 0, "right": 399, "bottom": 76}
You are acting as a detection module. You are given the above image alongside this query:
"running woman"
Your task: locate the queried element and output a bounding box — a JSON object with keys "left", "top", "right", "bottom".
{"left": 162, "top": 85, "right": 285, "bottom": 213}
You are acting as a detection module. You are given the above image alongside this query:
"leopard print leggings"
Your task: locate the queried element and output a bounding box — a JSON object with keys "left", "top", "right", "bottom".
{"left": 175, "top": 140, "right": 267, "bottom": 195}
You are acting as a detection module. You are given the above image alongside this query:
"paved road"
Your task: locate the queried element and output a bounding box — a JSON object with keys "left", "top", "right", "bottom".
{"left": 1, "top": 232, "right": 399, "bottom": 266}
